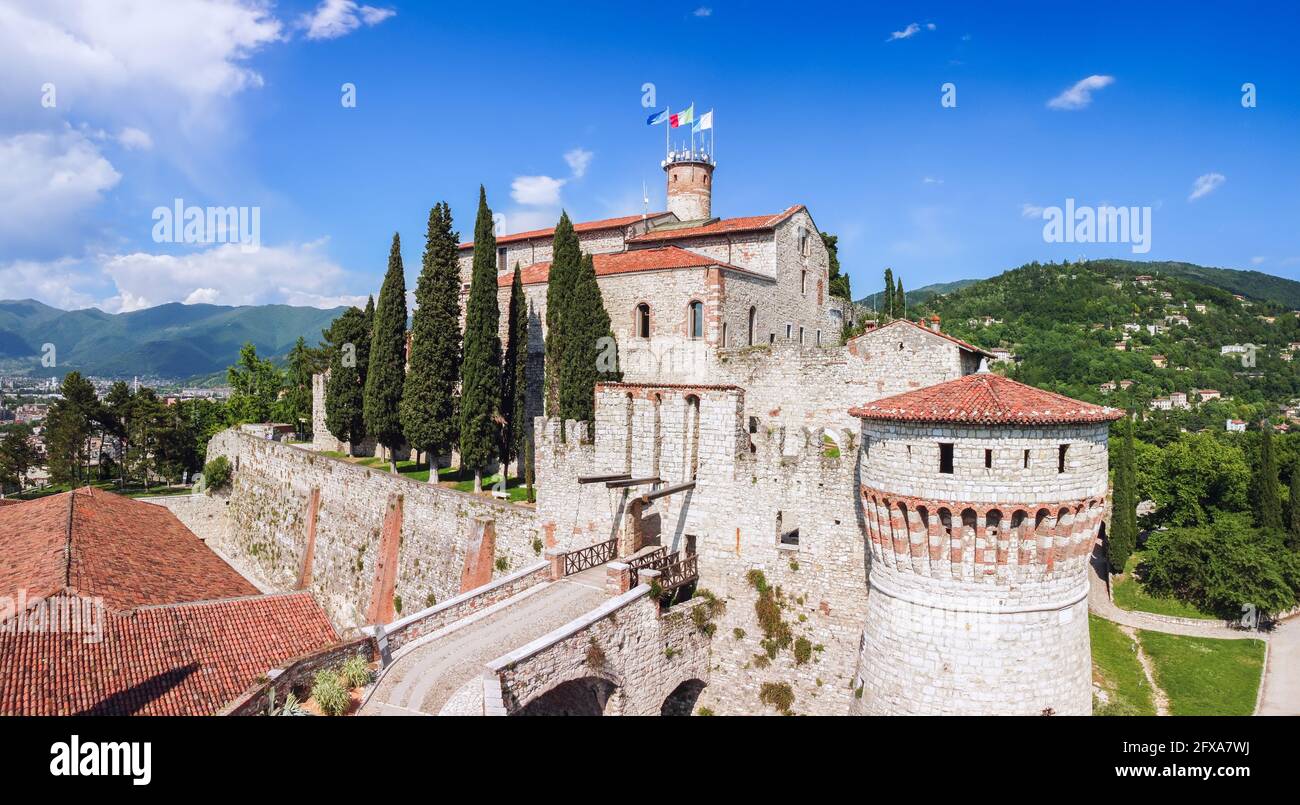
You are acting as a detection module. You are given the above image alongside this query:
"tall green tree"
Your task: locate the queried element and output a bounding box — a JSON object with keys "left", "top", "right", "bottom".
{"left": 894, "top": 277, "right": 905, "bottom": 318}
{"left": 275, "top": 336, "right": 315, "bottom": 435}
{"left": 882, "top": 267, "right": 894, "bottom": 318}
{"left": 402, "top": 202, "right": 463, "bottom": 482}
{"left": 459, "top": 187, "right": 502, "bottom": 492}
{"left": 102, "top": 380, "right": 133, "bottom": 488}
{"left": 561, "top": 252, "right": 619, "bottom": 429}
{"left": 500, "top": 263, "right": 529, "bottom": 476}
{"left": 45, "top": 372, "right": 98, "bottom": 484}
{"left": 545, "top": 212, "right": 580, "bottom": 417}
{"left": 365, "top": 232, "right": 410, "bottom": 472}
{"left": 1288, "top": 469, "right": 1300, "bottom": 550}
{"left": 0, "top": 428, "right": 39, "bottom": 494}
{"left": 1251, "top": 424, "right": 1284, "bottom": 531}
{"left": 1108, "top": 415, "right": 1138, "bottom": 573}
{"left": 323, "top": 305, "right": 369, "bottom": 454}
{"left": 226, "top": 343, "right": 283, "bottom": 424}
{"left": 821, "top": 231, "right": 850, "bottom": 302}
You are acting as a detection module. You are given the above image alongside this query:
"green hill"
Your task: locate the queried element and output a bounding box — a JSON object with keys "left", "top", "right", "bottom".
{"left": 912, "top": 259, "right": 1300, "bottom": 428}
{"left": 0, "top": 299, "right": 347, "bottom": 379}
{"left": 856, "top": 279, "right": 979, "bottom": 309}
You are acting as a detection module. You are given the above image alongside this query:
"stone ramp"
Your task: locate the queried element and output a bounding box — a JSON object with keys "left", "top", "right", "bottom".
{"left": 361, "top": 567, "right": 609, "bottom": 716}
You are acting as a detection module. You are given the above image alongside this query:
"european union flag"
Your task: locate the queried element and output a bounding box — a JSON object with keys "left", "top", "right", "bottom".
{"left": 646, "top": 109, "right": 669, "bottom": 126}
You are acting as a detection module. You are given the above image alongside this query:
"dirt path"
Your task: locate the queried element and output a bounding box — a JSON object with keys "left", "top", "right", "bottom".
{"left": 360, "top": 567, "right": 609, "bottom": 716}
{"left": 1120, "top": 624, "right": 1169, "bottom": 715}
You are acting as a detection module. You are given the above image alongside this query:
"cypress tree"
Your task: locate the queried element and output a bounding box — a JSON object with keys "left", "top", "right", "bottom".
{"left": 1107, "top": 415, "right": 1138, "bottom": 574}
{"left": 561, "top": 252, "right": 620, "bottom": 429}
{"left": 459, "top": 186, "right": 502, "bottom": 492}
{"left": 364, "top": 233, "right": 409, "bottom": 472}
{"left": 882, "top": 267, "right": 894, "bottom": 318}
{"left": 500, "top": 263, "right": 529, "bottom": 477}
{"left": 401, "top": 203, "right": 462, "bottom": 482}
{"left": 1252, "top": 423, "right": 1284, "bottom": 531}
{"left": 545, "top": 212, "right": 579, "bottom": 417}
{"left": 1288, "top": 469, "right": 1300, "bottom": 550}
{"left": 324, "top": 305, "right": 368, "bottom": 454}
{"left": 894, "top": 277, "right": 905, "bottom": 318}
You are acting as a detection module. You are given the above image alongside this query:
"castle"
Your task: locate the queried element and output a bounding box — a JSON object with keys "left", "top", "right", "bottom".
{"left": 300, "top": 147, "right": 1122, "bottom": 715}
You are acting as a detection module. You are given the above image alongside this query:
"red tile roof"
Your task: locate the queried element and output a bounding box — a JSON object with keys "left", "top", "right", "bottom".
{"left": 496, "top": 246, "right": 757, "bottom": 287}
{"left": 0, "top": 592, "right": 338, "bottom": 716}
{"left": 0, "top": 498, "right": 21, "bottom": 507}
{"left": 626, "top": 205, "right": 805, "bottom": 243}
{"left": 849, "top": 372, "right": 1124, "bottom": 426}
{"left": 458, "top": 212, "right": 669, "bottom": 250}
{"left": 0, "top": 487, "right": 257, "bottom": 611}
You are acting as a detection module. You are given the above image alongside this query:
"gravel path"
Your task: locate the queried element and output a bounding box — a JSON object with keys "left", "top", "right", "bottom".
{"left": 361, "top": 567, "right": 609, "bottom": 716}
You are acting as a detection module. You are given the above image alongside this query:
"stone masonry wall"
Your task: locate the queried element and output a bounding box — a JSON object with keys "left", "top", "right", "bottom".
{"left": 194, "top": 430, "right": 541, "bottom": 632}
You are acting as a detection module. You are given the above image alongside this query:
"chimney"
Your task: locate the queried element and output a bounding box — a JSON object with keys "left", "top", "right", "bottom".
{"left": 928, "top": 315, "right": 941, "bottom": 333}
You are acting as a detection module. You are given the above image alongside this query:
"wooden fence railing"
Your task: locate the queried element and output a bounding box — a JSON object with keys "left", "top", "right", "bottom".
{"left": 656, "top": 553, "right": 699, "bottom": 593}
{"left": 563, "top": 537, "right": 618, "bottom": 575}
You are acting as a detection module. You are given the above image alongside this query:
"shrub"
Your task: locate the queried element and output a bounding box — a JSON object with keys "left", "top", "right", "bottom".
{"left": 759, "top": 682, "right": 795, "bottom": 714}
{"left": 495, "top": 555, "right": 509, "bottom": 572}
{"left": 745, "top": 569, "right": 769, "bottom": 594}
{"left": 339, "top": 654, "right": 373, "bottom": 689}
{"left": 793, "top": 637, "right": 813, "bottom": 665}
{"left": 202, "top": 455, "right": 231, "bottom": 492}
{"left": 733, "top": 627, "right": 746, "bottom": 640}
{"left": 697, "top": 707, "right": 715, "bottom": 716}
{"left": 311, "top": 670, "right": 349, "bottom": 716}
{"left": 532, "top": 537, "right": 543, "bottom": 555}
{"left": 585, "top": 638, "right": 606, "bottom": 669}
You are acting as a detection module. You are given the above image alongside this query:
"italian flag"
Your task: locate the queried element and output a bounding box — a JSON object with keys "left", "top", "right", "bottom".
{"left": 670, "top": 104, "right": 694, "bottom": 128}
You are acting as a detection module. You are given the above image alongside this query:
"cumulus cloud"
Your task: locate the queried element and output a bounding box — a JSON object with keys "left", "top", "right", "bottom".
{"left": 511, "top": 176, "right": 566, "bottom": 207}
{"left": 299, "top": 0, "right": 396, "bottom": 40}
{"left": 0, "top": 129, "right": 120, "bottom": 250}
{"left": 0, "top": 257, "right": 102, "bottom": 310}
{"left": 693, "top": 7, "right": 713, "bottom": 16}
{"left": 116, "top": 127, "right": 154, "bottom": 151}
{"left": 1188, "top": 172, "right": 1226, "bottom": 202}
{"left": 564, "top": 148, "right": 594, "bottom": 178}
{"left": 887, "top": 22, "right": 936, "bottom": 41}
{"left": 1047, "top": 75, "right": 1115, "bottom": 110}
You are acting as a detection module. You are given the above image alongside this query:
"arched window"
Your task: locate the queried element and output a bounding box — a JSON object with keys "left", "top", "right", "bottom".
{"left": 747, "top": 306, "right": 757, "bottom": 346}
{"left": 636, "top": 303, "right": 650, "bottom": 338}
{"left": 689, "top": 300, "right": 704, "bottom": 339}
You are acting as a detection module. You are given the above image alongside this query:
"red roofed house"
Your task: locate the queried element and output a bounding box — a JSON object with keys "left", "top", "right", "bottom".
{"left": 0, "top": 487, "right": 339, "bottom": 715}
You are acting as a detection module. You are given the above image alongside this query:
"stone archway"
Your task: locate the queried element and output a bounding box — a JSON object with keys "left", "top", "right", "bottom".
{"left": 660, "top": 678, "right": 706, "bottom": 716}
{"left": 516, "top": 677, "right": 619, "bottom": 716}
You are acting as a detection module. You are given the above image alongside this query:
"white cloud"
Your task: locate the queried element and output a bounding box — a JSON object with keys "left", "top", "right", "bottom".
{"left": 184, "top": 287, "right": 221, "bottom": 305}
{"left": 511, "top": 175, "right": 566, "bottom": 207}
{"left": 564, "top": 148, "right": 594, "bottom": 178}
{"left": 1021, "top": 203, "right": 1045, "bottom": 218}
{"left": 0, "top": 129, "right": 120, "bottom": 247}
{"left": 887, "top": 22, "right": 935, "bottom": 41}
{"left": 116, "top": 127, "right": 153, "bottom": 151}
{"left": 922, "top": 176, "right": 943, "bottom": 185}
{"left": 1047, "top": 75, "right": 1115, "bottom": 110}
{"left": 1251, "top": 256, "right": 1267, "bottom": 265}
{"left": 500, "top": 209, "right": 562, "bottom": 235}
{"left": 1188, "top": 172, "right": 1226, "bottom": 202}
{"left": 693, "top": 7, "right": 713, "bottom": 16}
{"left": 299, "top": 0, "right": 396, "bottom": 40}
{"left": 0, "top": 257, "right": 102, "bottom": 310}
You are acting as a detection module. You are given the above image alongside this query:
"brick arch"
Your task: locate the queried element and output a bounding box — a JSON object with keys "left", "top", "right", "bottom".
{"left": 515, "top": 673, "right": 623, "bottom": 716}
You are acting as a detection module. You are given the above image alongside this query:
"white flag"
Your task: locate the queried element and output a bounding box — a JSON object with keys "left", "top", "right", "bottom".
{"left": 693, "top": 109, "right": 713, "bottom": 132}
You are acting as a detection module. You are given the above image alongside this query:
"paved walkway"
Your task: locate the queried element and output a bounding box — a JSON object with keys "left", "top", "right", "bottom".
{"left": 360, "top": 567, "right": 609, "bottom": 716}
{"left": 1087, "top": 542, "right": 1299, "bottom": 715}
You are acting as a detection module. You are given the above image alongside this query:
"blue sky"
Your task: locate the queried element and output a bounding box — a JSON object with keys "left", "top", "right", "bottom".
{"left": 2, "top": 0, "right": 1297, "bottom": 311}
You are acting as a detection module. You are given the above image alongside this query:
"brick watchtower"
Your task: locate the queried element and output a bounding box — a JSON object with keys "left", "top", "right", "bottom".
{"left": 663, "top": 152, "right": 714, "bottom": 222}
{"left": 848, "top": 372, "right": 1123, "bottom": 715}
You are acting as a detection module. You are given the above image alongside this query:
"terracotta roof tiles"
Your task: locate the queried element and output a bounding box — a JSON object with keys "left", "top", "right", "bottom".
{"left": 849, "top": 372, "right": 1124, "bottom": 426}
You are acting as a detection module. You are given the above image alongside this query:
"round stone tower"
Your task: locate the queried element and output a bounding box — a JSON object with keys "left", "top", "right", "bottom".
{"left": 663, "top": 155, "right": 714, "bottom": 222}
{"left": 847, "top": 372, "right": 1122, "bottom": 715}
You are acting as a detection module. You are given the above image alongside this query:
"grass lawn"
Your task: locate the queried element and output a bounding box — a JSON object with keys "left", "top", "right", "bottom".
{"left": 319, "top": 452, "right": 533, "bottom": 503}
{"left": 1089, "top": 614, "right": 1157, "bottom": 716}
{"left": 1112, "top": 552, "right": 1216, "bottom": 620}
{"left": 1136, "top": 630, "right": 1265, "bottom": 715}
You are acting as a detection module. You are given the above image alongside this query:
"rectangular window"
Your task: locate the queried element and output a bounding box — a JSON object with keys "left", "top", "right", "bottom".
{"left": 1058, "top": 444, "right": 1069, "bottom": 473}
{"left": 721, "top": 322, "right": 728, "bottom": 347}
{"left": 799, "top": 327, "right": 804, "bottom": 345}
{"left": 1023, "top": 449, "right": 1030, "bottom": 469}
{"left": 785, "top": 324, "right": 792, "bottom": 340}
{"left": 801, "top": 269, "right": 808, "bottom": 294}
{"left": 939, "top": 443, "right": 954, "bottom": 474}
{"left": 798, "top": 226, "right": 809, "bottom": 256}
{"left": 816, "top": 329, "right": 822, "bottom": 346}
{"left": 497, "top": 246, "right": 507, "bottom": 270}
{"left": 984, "top": 449, "right": 992, "bottom": 468}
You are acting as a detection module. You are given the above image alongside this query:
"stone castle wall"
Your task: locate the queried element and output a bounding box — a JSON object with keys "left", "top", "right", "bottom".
{"left": 190, "top": 430, "right": 540, "bottom": 631}
{"left": 534, "top": 384, "right": 868, "bottom": 715}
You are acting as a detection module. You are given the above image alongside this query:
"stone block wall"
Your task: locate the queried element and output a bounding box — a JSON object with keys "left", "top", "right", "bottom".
{"left": 195, "top": 430, "right": 541, "bottom": 631}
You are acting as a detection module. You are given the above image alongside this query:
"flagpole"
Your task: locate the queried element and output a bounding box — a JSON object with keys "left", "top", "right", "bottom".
{"left": 665, "top": 105, "right": 670, "bottom": 161}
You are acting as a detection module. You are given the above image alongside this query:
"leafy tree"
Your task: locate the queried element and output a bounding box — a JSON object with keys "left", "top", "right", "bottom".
{"left": 45, "top": 372, "right": 98, "bottom": 484}
{"left": 402, "top": 202, "right": 462, "bottom": 481}
{"left": 1108, "top": 416, "right": 1137, "bottom": 573}
{"left": 561, "top": 252, "right": 619, "bottom": 429}
{"left": 323, "top": 305, "right": 369, "bottom": 453}
{"left": 101, "top": 381, "right": 133, "bottom": 487}
{"left": 0, "top": 429, "right": 40, "bottom": 493}
{"left": 275, "top": 336, "right": 315, "bottom": 435}
{"left": 500, "top": 263, "right": 529, "bottom": 475}
{"left": 1251, "top": 424, "right": 1284, "bottom": 531}
{"left": 1289, "top": 469, "right": 1300, "bottom": 551}
{"left": 1145, "top": 432, "right": 1249, "bottom": 526}
{"left": 459, "top": 187, "right": 502, "bottom": 492}
{"left": 365, "top": 232, "right": 410, "bottom": 472}
{"left": 545, "top": 212, "right": 580, "bottom": 416}
{"left": 227, "top": 343, "right": 283, "bottom": 424}
{"left": 821, "top": 231, "right": 850, "bottom": 302}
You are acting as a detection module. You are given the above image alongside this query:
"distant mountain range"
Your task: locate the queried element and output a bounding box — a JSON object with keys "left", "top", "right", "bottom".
{"left": 0, "top": 299, "right": 347, "bottom": 380}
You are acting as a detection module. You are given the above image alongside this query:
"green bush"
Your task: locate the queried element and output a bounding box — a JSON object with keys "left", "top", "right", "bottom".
{"left": 793, "top": 637, "right": 813, "bottom": 665}
{"left": 311, "top": 670, "right": 350, "bottom": 716}
{"left": 339, "top": 654, "right": 373, "bottom": 689}
{"left": 759, "top": 682, "right": 795, "bottom": 714}
{"left": 202, "top": 455, "right": 231, "bottom": 492}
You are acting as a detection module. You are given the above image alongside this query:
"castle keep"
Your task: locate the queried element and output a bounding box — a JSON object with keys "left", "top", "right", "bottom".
{"left": 294, "top": 148, "right": 1121, "bottom": 714}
